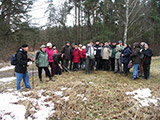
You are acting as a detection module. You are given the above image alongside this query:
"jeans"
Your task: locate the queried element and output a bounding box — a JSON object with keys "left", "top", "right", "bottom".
{"left": 16, "top": 72, "right": 31, "bottom": 90}
{"left": 115, "top": 58, "right": 122, "bottom": 72}
{"left": 133, "top": 64, "right": 139, "bottom": 79}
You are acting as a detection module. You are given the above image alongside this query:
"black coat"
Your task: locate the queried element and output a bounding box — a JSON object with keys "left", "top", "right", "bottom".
{"left": 142, "top": 48, "right": 153, "bottom": 64}
{"left": 94, "top": 44, "right": 102, "bottom": 58}
{"left": 15, "top": 48, "right": 31, "bottom": 73}
{"left": 131, "top": 47, "right": 141, "bottom": 64}
{"left": 70, "top": 47, "right": 75, "bottom": 60}
{"left": 121, "top": 46, "right": 132, "bottom": 64}
{"left": 61, "top": 45, "right": 71, "bottom": 60}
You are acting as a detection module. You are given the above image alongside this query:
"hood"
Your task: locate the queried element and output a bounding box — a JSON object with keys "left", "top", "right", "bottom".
{"left": 133, "top": 42, "right": 140, "bottom": 48}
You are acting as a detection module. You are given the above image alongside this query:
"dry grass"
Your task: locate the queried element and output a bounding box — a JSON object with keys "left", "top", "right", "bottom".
{"left": 1, "top": 57, "right": 160, "bottom": 120}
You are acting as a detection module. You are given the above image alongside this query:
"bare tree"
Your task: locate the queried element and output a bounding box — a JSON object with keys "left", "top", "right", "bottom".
{"left": 121, "top": 0, "right": 151, "bottom": 44}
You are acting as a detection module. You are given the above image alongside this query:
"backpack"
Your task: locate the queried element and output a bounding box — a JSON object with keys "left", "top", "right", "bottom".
{"left": 10, "top": 53, "right": 17, "bottom": 65}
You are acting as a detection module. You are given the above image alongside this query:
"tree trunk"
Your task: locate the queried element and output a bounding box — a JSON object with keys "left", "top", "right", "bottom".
{"left": 124, "top": 0, "right": 129, "bottom": 44}
{"left": 103, "top": 0, "right": 107, "bottom": 27}
{"left": 75, "top": 1, "right": 78, "bottom": 43}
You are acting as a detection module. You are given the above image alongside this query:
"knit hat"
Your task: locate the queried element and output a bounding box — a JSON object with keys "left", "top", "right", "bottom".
{"left": 47, "top": 42, "right": 52, "bottom": 47}
{"left": 66, "top": 41, "right": 70, "bottom": 44}
{"left": 95, "top": 40, "right": 99, "bottom": 42}
{"left": 21, "top": 44, "right": 28, "bottom": 48}
{"left": 118, "top": 40, "right": 122, "bottom": 43}
{"left": 40, "top": 45, "right": 46, "bottom": 48}
{"left": 82, "top": 46, "right": 86, "bottom": 49}
{"left": 79, "top": 44, "right": 82, "bottom": 47}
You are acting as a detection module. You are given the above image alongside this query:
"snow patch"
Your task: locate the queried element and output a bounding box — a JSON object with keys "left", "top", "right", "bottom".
{"left": 61, "top": 87, "right": 67, "bottom": 91}
{"left": 126, "top": 88, "right": 160, "bottom": 107}
{"left": 61, "top": 96, "right": 70, "bottom": 102}
{"left": 0, "top": 90, "right": 55, "bottom": 120}
{"left": 0, "top": 93, "right": 26, "bottom": 120}
{"left": 0, "top": 77, "right": 16, "bottom": 83}
{"left": 54, "top": 91, "right": 63, "bottom": 97}
{"left": 0, "top": 66, "right": 15, "bottom": 72}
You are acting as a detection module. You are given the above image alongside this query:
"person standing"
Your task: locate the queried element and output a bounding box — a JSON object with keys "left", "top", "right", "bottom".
{"left": 85, "top": 41, "right": 95, "bottom": 74}
{"left": 121, "top": 44, "right": 132, "bottom": 76}
{"left": 94, "top": 40, "right": 102, "bottom": 70}
{"left": 53, "top": 45, "right": 59, "bottom": 55}
{"left": 99, "top": 42, "right": 104, "bottom": 70}
{"left": 70, "top": 43, "right": 75, "bottom": 71}
{"left": 15, "top": 44, "right": 33, "bottom": 90}
{"left": 45, "top": 42, "right": 55, "bottom": 77}
{"left": 131, "top": 42, "right": 141, "bottom": 80}
{"left": 142, "top": 43, "right": 153, "bottom": 80}
{"left": 81, "top": 46, "right": 86, "bottom": 70}
{"left": 102, "top": 42, "right": 112, "bottom": 71}
{"left": 73, "top": 44, "right": 80, "bottom": 71}
{"left": 110, "top": 42, "right": 117, "bottom": 71}
{"left": 61, "top": 41, "right": 71, "bottom": 69}
{"left": 79, "top": 44, "right": 83, "bottom": 69}
{"left": 115, "top": 40, "right": 124, "bottom": 73}
{"left": 35, "top": 45, "right": 53, "bottom": 83}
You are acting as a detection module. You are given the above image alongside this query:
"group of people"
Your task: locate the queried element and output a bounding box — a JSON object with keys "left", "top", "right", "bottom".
{"left": 14, "top": 40, "right": 153, "bottom": 90}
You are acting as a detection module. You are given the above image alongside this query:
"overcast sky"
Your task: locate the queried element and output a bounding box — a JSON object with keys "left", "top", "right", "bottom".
{"left": 29, "top": 0, "right": 74, "bottom": 27}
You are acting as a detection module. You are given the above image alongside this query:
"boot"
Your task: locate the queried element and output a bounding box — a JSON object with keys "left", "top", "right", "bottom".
{"left": 40, "top": 78, "right": 43, "bottom": 83}
{"left": 49, "top": 77, "right": 55, "bottom": 82}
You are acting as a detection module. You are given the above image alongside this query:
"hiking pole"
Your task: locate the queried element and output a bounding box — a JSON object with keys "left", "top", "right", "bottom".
{"left": 62, "top": 64, "right": 71, "bottom": 73}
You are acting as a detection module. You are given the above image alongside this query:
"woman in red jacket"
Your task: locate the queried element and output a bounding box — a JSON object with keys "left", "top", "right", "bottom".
{"left": 45, "top": 43, "right": 55, "bottom": 76}
{"left": 81, "top": 46, "right": 86, "bottom": 69}
{"left": 73, "top": 44, "right": 80, "bottom": 71}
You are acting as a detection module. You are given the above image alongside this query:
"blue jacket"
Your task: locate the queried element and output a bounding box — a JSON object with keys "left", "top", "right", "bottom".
{"left": 121, "top": 46, "right": 132, "bottom": 64}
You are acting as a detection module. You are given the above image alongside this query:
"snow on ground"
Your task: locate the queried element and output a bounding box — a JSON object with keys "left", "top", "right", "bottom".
{"left": 126, "top": 88, "right": 160, "bottom": 107}
{"left": 0, "top": 77, "right": 16, "bottom": 84}
{"left": 0, "top": 90, "right": 55, "bottom": 120}
{"left": 54, "top": 91, "right": 63, "bottom": 97}
{"left": 0, "top": 65, "right": 15, "bottom": 72}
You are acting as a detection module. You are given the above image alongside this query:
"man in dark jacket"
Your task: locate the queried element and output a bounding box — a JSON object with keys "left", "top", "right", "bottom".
{"left": 130, "top": 42, "right": 141, "bottom": 80}
{"left": 110, "top": 42, "right": 117, "bottom": 71}
{"left": 70, "top": 43, "right": 75, "bottom": 70}
{"left": 61, "top": 41, "right": 71, "bottom": 69}
{"left": 94, "top": 40, "right": 102, "bottom": 70}
{"left": 15, "top": 44, "right": 33, "bottom": 90}
{"left": 142, "top": 43, "right": 153, "bottom": 80}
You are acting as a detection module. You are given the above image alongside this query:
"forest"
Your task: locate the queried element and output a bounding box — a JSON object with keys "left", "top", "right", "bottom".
{"left": 0, "top": 0, "right": 160, "bottom": 61}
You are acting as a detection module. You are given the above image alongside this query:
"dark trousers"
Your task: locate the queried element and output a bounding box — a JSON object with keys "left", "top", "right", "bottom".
{"left": 49, "top": 62, "right": 55, "bottom": 77}
{"left": 99, "top": 57, "right": 103, "bottom": 70}
{"left": 143, "top": 64, "right": 150, "bottom": 79}
{"left": 110, "top": 58, "right": 115, "bottom": 71}
{"left": 95, "top": 57, "right": 100, "bottom": 70}
{"left": 63, "top": 59, "right": 69, "bottom": 69}
{"left": 70, "top": 58, "right": 73, "bottom": 70}
{"left": 54, "top": 63, "right": 62, "bottom": 75}
{"left": 86, "top": 57, "right": 94, "bottom": 73}
{"left": 38, "top": 67, "right": 51, "bottom": 80}
{"left": 123, "top": 63, "right": 129, "bottom": 75}
{"left": 103, "top": 59, "right": 110, "bottom": 71}
{"left": 73, "top": 63, "right": 79, "bottom": 71}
